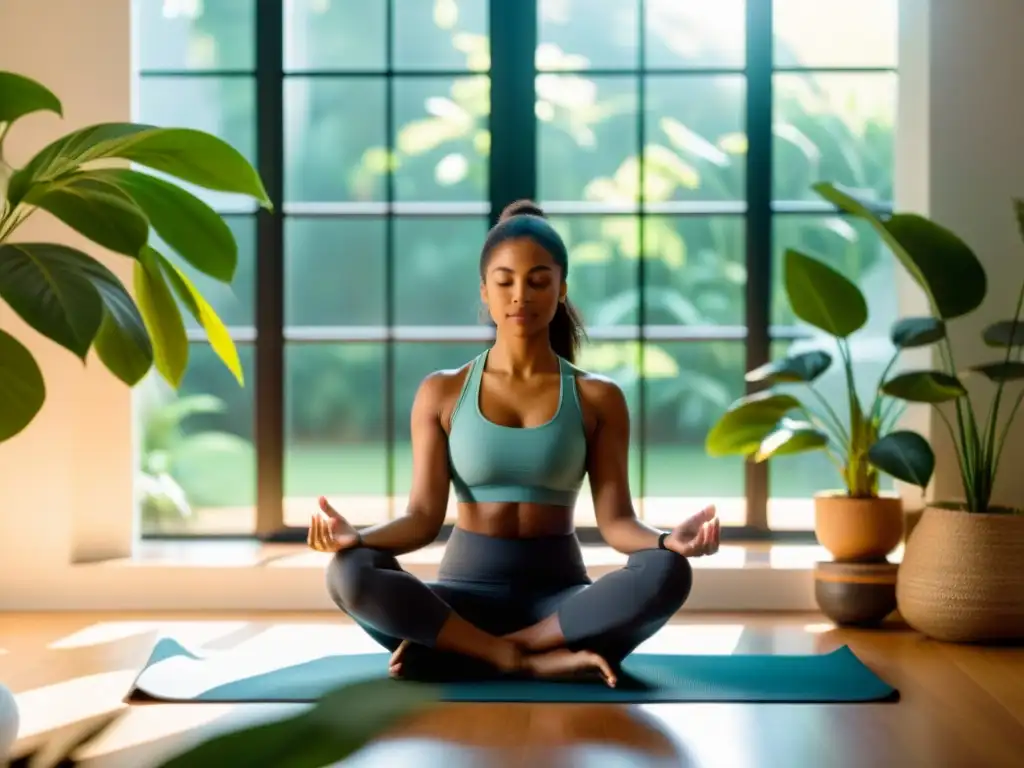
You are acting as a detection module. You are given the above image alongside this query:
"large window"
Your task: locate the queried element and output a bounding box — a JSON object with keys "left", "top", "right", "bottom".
{"left": 132, "top": 0, "right": 897, "bottom": 540}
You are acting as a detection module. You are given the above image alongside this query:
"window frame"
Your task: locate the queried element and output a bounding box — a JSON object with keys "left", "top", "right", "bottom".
{"left": 136, "top": 0, "right": 895, "bottom": 544}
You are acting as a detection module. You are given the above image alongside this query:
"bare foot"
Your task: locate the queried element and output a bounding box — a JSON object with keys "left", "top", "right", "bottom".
{"left": 389, "top": 639, "right": 411, "bottom": 678}
{"left": 523, "top": 649, "right": 617, "bottom": 687}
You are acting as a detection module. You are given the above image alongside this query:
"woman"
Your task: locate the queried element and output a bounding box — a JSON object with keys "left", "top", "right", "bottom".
{"left": 308, "top": 200, "right": 721, "bottom": 686}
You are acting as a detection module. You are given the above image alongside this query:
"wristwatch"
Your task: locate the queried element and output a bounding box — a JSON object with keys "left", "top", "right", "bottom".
{"left": 657, "top": 531, "right": 669, "bottom": 550}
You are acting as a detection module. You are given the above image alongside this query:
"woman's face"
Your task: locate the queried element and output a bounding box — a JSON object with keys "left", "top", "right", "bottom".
{"left": 481, "top": 237, "right": 566, "bottom": 338}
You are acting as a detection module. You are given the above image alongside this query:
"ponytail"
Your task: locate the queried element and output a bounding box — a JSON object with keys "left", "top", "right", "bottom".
{"left": 549, "top": 298, "right": 585, "bottom": 364}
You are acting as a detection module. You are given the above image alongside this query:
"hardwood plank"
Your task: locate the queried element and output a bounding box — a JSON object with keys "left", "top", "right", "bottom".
{"left": 1, "top": 611, "right": 1022, "bottom": 767}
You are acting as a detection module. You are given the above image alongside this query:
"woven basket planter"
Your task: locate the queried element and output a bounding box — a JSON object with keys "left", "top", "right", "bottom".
{"left": 896, "top": 505, "right": 1024, "bottom": 643}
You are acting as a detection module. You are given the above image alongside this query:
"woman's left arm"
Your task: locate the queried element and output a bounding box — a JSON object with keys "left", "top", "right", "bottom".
{"left": 584, "top": 377, "right": 721, "bottom": 557}
{"left": 583, "top": 377, "right": 666, "bottom": 554}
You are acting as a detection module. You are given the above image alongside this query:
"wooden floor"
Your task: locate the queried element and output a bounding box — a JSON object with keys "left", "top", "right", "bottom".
{"left": 2, "top": 611, "right": 1023, "bottom": 767}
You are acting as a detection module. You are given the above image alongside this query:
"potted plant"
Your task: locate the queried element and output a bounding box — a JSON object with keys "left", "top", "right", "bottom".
{"left": 818, "top": 183, "right": 1024, "bottom": 643}
{"left": 0, "top": 69, "right": 268, "bottom": 754}
{"left": 705, "top": 214, "right": 936, "bottom": 564}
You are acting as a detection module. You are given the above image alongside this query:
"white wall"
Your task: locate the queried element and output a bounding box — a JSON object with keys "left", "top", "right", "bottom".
{"left": 0, "top": 0, "right": 1020, "bottom": 610}
{"left": 896, "top": 0, "right": 1024, "bottom": 512}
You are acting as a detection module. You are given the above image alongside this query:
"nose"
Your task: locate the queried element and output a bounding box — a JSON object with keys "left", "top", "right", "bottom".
{"left": 511, "top": 281, "right": 527, "bottom": 304}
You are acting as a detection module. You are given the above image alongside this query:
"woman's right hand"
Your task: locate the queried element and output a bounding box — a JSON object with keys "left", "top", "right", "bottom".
{"left": 307, "top": 496, "right": 361, "bottom": 552}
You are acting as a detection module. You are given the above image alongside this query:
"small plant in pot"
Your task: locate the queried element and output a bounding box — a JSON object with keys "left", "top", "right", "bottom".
{"left": 819, "top": 184, "right": 1024, "bottom": 644}
{"left": 705, "top": 239, "right": 936, "bottom": 567}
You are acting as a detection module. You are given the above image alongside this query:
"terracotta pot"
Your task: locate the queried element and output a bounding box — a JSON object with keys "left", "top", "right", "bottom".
{"left": 814, "top": 560, "right": 898, "bottom": 627}
{"left": 896, "top": 504, "right": 1024, "bottom": 643}
{"left": 814, "top": 491, "right": 904, "bottom": 562}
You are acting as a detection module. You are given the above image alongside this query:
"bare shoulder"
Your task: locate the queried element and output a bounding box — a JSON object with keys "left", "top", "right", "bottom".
{"left": 570, "top": 365, "right": 629, "bottom": 424}
{"left": 415, "top": 359, "right": 475, "bottom": 429}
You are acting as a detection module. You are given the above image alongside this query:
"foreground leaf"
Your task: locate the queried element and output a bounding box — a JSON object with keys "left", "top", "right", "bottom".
{"left": 157, "top": 253, "right": 243, "bottom": 385}
{"left": 0, "top": 70, "right": 62, "bottom": 125}
{"left": 882, "top": 371, "right": 967, "bottom": 403}
{"left": 96, "top": 168, "right": 239, "bottom": 281}
{"left": 969, "top": 361, "right": 1024, "bottom": 382}
{"left": 0, "top": 242, "right": 103, "bottom": 359}
{"left": 891, "top": 316, "right": 946, "bottom": 348}
{"left": 135, "top": 246, "right": 188, "bottom": 387}
{"left": 783, "top": 249, "right": 867, "bottom": 337}
{"left": 982, "top": 320, "right": 1024, "bottom": 348}
{"left": 755, "top": 419, "right": 828, "bottom": 462}
{"left": 155, "top": 679, "right": 438, "bottom": 768}
{"left": 0, "top": 328, "right": 45, "bottom": 441}
{"left": 705, "top": 392, "right": 802, "bottom": 457}
{"left": 25, "top": 174, "right": 150, "bottom": 256}
{"left": 868, "top": 430, "right": 935, "bottom": 489}
{"left": 746, "top": 350, "right": 832, "bottom": 385}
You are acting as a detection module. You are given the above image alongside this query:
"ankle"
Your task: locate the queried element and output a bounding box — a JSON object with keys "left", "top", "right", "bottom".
{"left": 493, "top": 641, "right": 525, "bottom": 674}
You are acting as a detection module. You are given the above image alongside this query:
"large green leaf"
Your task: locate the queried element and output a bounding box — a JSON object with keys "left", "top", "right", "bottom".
{"left": 0, "top": 328, "right": 45, "bottom": 441}
{"left": 745, "top": 350, "right": 832, "bottom": 385}
{"left": 0, "top": 71, "right": 62, "bottom": 125}
{"left": 983, "top": 320, "right": 1024, "bottom": 348}
{"left": 891, "top": 316, "right": 946, "bottom": 348}
{"left": 812, "top": 183, "right": 987, "bottom": 321}
{"left": 94, "top": 168, "right": 238, "bottom": 281}
{"left": 0, "top": 243, "right": 103, "bottom": 359}
{"left": 135, "top": 246, "right": 188, "bottom": 387}
{"left": 969, "top": 361, "right": 1024, "bottom": 382}
{"left": 705, "top": 391, "right": 802, "bottom": 457}
{"left": 156, "top": 252, "right": 243, "bottom": 385}
{"left": 783, "top": 248, "right": 867, "bottom": 337}
{"left": 24, "top": 174, "right": 149, "bottom": 256}
{"left": 154, "top": 679, "right": 437, "bottom": 768}
{"left": 867, "top": 430, "right": 935, "bottom": 489}
{"left": 8, "top": 123, "right": 270, "bottom": 208}
{"left": 755, "top": 419, "right": 829, "bottom": 462}
{"left": 882, "top": 370, "right": 967, "bottom": 403}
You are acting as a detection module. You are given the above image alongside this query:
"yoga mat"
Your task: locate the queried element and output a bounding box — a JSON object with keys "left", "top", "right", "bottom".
{"left": 127, "top": 637, "right": 897, "bottom": 704}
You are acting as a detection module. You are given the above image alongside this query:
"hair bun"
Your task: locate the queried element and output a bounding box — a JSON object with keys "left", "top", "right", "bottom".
{"left": 499, "top": 199, "right": 546, "bottom": 221}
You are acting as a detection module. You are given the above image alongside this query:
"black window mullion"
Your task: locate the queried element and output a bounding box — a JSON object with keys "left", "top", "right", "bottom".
{"left": 254, "top": 0, "right": 286, "bottom": 538}
{"left": 384, "top": 0, "right": 397, "bottom": 520}
{"left": 744, "top": 0, "right": 774, "bottom": 531}
{"left": 637, "top": 0, "right": 647, "bottom": 520}
{"left": 489, "top": 0, "right": 537, "bottom": 223}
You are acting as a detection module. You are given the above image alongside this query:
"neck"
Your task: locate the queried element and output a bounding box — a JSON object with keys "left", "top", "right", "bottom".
{"left": 488, "top": 331, "right": 558, "bottom": 376}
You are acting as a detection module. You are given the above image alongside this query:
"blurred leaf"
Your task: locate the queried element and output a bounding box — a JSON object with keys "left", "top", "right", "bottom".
{"left": 396, "top": 118, "right": 463, "bottom": 155}
{"left": 882, "top": 370, "right": 967, "bottom": 403}
{"left": 135, "top": 246, "right": 188, "bottom": 388}
{"left": 0, "top": 70, "right": 62, "bottom": 124}
{"left": 868, "top": 430, "right": 935, "bottom": 489}
{"left": 783, "top": 248, "right": 868, "bottom": 337}
{"left": 983, "top": 319, "right": 1024, "bottom": 348}
{"left": 154, "top": 678, "right": 438, "bottom": 768}
{"left": 968, "top": 361, "right": 1024, "bottom": 382}
{"left": 705, "top": 392, "right": 802, "bottom": 457}
{"left": 24, "top": 173, "right": 149, "bottom": 257}
{"left": 156, "top": 252, "right": 243, "bottom": 385}
{"left": 746, "top": 350, "right": 832, "bottom": 385}
{"left": 891, "top": 316, "right": 946, "bottom": 348}
{"left": 755, "top": 419, "right": 828, "bottom": 462}
{"left": 660, "top": 118, "right": 729, "bottom": 166}
{"left": 0, "top": 242, "right": 103, "bottom": 359}
{"left": 0, "top": 328, "right": 45, "bottom": 441}
{"left": 96, "top": 168, "right": 238, "bottom": 282}
{"left": 718, "top": 132, "right": 747, "bottom": 154}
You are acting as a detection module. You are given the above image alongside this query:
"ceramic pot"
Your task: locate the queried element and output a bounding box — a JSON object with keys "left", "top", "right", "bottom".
{"left": 814, "top": 560, "right": 898, "bottom": 627}
{"left": 814, "top": 491, "right": 904, "bottom": 562}
{"left": 0, "top": 681, "right": 18, "bottom": 761}
{"left": 897, "top": 504, "right": 1024, "bottom": 643}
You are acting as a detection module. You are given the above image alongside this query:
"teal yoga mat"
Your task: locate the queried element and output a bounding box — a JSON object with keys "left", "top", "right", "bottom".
{"left": 127, "top": 637, "right": 897, "bottom": 704}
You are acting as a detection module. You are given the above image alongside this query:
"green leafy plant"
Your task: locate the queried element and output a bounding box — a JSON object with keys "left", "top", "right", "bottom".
{"left": 817, "top": 183, "right": 1024, "bottom": 514}
{"left": 705, "top": 186, "right": 936, "bottom": 498}
{"left": 9, "top": 678, "right": 438, "bottom": 767}
{"left": 0, "top": 70, "right": 270, "bottom": 443}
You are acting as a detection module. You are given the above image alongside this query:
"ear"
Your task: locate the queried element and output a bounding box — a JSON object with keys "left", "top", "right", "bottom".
{"left": 559, "top": 283, "right": 567, "bottom": 303}
{"left": 479, "top": 279, "right": 488, "bottom": 305}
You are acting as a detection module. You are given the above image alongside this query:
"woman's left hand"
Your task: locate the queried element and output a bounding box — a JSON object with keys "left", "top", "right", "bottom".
{"left": 665, "top": 505, "right": 720, "bottom": 558}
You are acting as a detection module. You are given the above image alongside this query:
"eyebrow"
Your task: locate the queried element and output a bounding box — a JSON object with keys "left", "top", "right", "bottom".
{"left": 492, "top": 265, "right": 553, "bottom": 274}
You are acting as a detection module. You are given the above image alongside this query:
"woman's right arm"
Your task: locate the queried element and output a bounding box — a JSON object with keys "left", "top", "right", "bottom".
{"left": 350, "top": 372, "right": 453, "bottom": 555}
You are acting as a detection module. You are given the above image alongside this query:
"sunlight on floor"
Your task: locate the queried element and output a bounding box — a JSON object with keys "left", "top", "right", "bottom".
{"left": 47, "top": 621, "right": 250, "bottom": 650}
{"left": 14, "top": 670, "right": 136, "bottom": 740}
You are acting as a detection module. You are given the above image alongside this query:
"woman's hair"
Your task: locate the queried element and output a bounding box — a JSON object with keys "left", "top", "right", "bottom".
{"left": 479, "top": 200, "right": 586, "bottom": 363}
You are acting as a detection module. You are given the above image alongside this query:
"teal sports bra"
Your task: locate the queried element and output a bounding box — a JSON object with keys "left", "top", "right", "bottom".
{"left": 447, "top": 350, "right": 588, "bottom": 507}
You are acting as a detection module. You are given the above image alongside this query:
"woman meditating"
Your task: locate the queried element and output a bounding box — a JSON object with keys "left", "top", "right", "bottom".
{"left": 308, "top": 200, "right": 721, "bottom": 686}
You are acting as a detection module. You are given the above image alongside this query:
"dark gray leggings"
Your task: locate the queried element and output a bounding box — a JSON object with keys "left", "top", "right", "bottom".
{"left": 326, "top": 528, "right": 692, "bottom": 671}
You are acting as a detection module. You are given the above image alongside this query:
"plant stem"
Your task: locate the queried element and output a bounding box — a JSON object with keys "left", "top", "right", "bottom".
{"left": 803, "top": 386, "right": 849, "bottom": 446}
{"left": 869, "top": 349, "right": 900, "bottom": 421}
{"left": 992, "top": 387, "right": 1024, "bottom": 485}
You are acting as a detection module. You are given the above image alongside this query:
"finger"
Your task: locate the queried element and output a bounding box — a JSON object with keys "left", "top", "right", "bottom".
{"left": 306, "top": 516, "right": 315, "bottom": 548}
{"left": 320, "top": 517, "right": 337, "bottom": 552}
{"left": 693, "top": 504, "right": 716, "bottom": 525}
{"left": 309, "top": 516, "right": 322, "bottom": 551}
{"left": 390, "top": 640, "right": 409, "bottom": 664}
{"left": 593, "top": 655, "right": 617, "bottom": 687}
{"left": 315, "top": 516, "right": 332, "bottom": 552}
{"left": 319, "top": 496, "right": 342, "bottom": 520}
